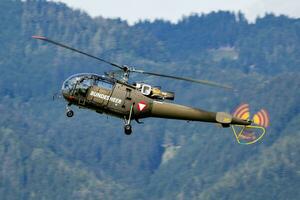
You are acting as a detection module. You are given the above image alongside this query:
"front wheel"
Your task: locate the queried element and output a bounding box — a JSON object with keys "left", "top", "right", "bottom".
{"left": 66, "top": 110, "right": 74, "bottom": 118}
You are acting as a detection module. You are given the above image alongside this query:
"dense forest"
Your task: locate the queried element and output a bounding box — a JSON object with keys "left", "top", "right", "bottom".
{"left": 0, "top": 0, "right": 299, "bottom": 199}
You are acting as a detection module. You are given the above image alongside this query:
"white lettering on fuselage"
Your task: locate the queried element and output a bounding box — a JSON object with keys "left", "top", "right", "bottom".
{"left": 90, "top": 91, "right": 122, "bottom": 104}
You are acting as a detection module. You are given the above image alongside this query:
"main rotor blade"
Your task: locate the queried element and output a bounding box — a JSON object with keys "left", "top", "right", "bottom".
{"left": 32, "top": 35, "right": 232, "bottom": 89}
{"left": 132, "top": 69, "right": 233, "bottom": 89}
{"left": 32, "top": 35, "right": 124, "bottom": 70}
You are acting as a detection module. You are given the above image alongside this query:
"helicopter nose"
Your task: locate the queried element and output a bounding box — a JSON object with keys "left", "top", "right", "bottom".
{"left": 61, "top": 87, "right": 69, "bottom": 98}
{"left": 61, "top": 88, "right": 69, "bottom": 98}
{"left": 61, "top": 88, "right": 76, "bottom": 102}
{"left": 61, "top": 81, "right": 73, "bottom": 101}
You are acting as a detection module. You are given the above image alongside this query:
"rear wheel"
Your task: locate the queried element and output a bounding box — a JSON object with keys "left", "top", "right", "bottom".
{"left": 124, "top": 124, "right": 132, "bottom": 135}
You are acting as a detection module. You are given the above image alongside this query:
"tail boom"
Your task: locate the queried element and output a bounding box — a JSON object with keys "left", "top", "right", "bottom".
{"left": 150, "top": 101, "right": 250, "bottom": 126}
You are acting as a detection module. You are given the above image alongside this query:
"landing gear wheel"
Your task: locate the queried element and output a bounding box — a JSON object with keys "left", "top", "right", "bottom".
{"left": 66, "top": 110, "right": 74, "bottom": 118}
{"left": 124, "top": 124, "right": 132, "bottom": 135}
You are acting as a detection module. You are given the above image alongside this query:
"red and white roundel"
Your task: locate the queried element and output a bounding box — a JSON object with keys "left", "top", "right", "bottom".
{"left": 137, "top": 101, "right": 147, "bottom": 111}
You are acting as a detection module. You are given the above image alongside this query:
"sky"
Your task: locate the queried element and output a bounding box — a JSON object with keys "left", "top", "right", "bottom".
{"left": 51, "top": 0, "right": 300, "bottom": 24}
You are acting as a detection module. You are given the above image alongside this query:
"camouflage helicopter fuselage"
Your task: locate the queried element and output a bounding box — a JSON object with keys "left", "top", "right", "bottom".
{"left": 63, "top": 73, "right": 250, "bottom": 133}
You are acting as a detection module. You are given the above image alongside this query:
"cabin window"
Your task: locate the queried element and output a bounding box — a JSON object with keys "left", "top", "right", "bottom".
{"left": 96, "top": 80, "right": 113, "bottom": 90}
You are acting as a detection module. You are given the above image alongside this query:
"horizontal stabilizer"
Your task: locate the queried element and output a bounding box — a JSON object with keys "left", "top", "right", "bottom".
{"left": 216, "top": 112, "right": 232, "bottom": 124}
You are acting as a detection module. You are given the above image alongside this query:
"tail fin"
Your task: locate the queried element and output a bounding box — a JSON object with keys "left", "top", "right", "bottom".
{"left": 231, "top": 104, "right": 270, "bottom": 145}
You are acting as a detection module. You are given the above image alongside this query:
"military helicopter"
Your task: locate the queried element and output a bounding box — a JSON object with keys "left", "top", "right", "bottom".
{"left": 32, "top": 36, "right": 269, "bottom": 144}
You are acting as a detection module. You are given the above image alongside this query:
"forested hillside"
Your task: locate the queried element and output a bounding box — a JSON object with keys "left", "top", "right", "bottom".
{"left": 0, "top": 1, "right": 299, "bottom": 199}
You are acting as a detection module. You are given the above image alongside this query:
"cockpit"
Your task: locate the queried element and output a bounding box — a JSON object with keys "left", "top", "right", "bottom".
{"left": 62, "top": 73, "right": 114, "bottom": 98}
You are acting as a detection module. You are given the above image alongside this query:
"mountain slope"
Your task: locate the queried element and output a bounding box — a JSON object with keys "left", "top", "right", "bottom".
{"left": 0, "top": 1, "right": 299, "bottom": 199}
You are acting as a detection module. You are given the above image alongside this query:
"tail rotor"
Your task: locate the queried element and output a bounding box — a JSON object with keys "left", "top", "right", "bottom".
{"left": 231, "top": 104, "right": 270, "bottom": 145}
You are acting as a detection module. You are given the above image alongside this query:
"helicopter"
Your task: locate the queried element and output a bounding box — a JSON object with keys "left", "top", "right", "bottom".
{"left": 32, "top": 36, "right": 269, "bottom": 144}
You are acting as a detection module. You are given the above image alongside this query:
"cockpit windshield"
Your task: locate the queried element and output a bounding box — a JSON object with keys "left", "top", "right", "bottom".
{"left": 62, "top": 73, "right": 114, "bottom": 97}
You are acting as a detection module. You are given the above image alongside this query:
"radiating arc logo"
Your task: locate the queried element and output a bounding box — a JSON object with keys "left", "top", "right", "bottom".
{"left": 233, "top": 103, "right": 270, "bottom": 128}
{"left": 253, "top": 109, "right": 270, "bottom": 128}
{"left": 233, "top": 103, "right": 250, "bottom": 120}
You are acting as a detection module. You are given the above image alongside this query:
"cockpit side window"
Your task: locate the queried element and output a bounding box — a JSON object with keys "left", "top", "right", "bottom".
{"left": 62, "top": 74, "right": 114, "bottom": 97}
{"left": 75, "top": 78, "right": 93, "bottom": 97}
{"left": 80, "top": 79, "right": 94, "bottom": 89}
